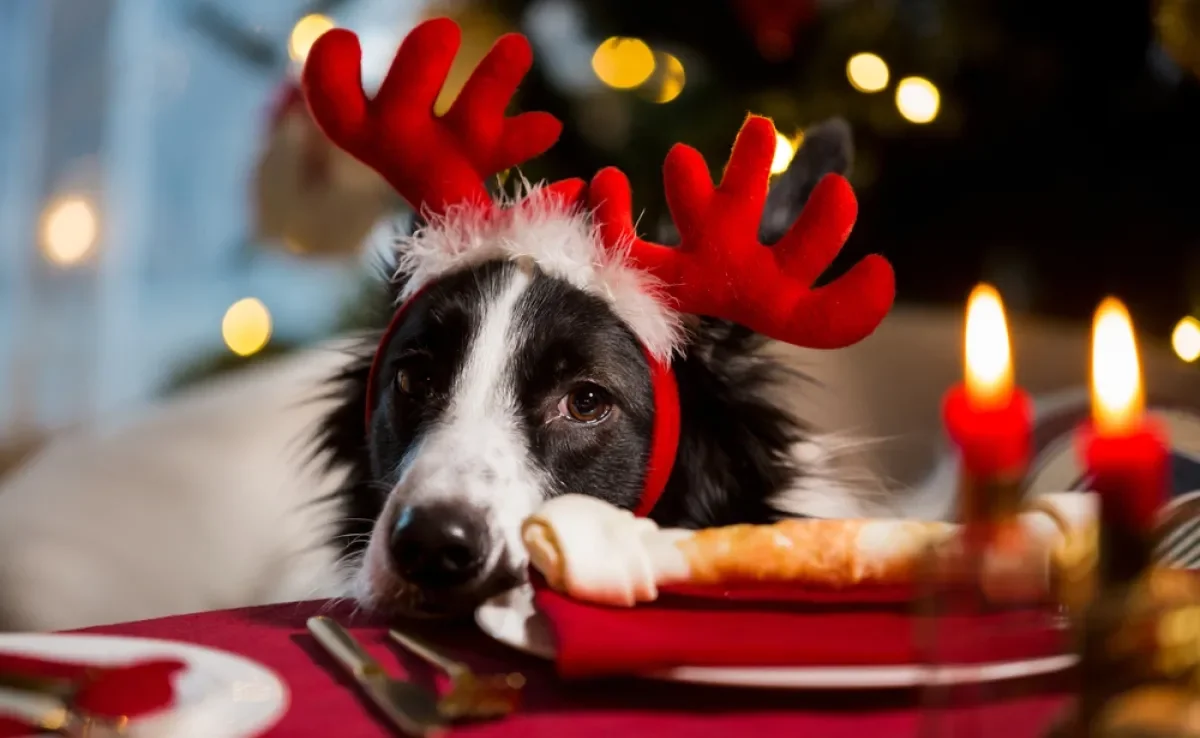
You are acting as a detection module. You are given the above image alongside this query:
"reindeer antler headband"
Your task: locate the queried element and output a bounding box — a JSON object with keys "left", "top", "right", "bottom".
{"left": 304, "top": 18, "right": 896, "bottom": 518}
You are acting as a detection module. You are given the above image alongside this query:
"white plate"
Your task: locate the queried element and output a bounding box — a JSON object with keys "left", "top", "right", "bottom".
{"left": 475, "top": 585, "right": 1078, "bottom": 689}
{"left": 0, "top": 633, "right": 287, "bottom": 737}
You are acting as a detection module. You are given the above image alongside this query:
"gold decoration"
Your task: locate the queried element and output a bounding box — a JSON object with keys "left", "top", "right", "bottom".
{"left": 1157, "top": 0, "right": 1200, "bottom": 81}
{"left": 253, "top": 89, "right": 393, "bottom": 259}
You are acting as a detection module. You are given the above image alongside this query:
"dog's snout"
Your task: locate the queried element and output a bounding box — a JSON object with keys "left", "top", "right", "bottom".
{"left": 388, "top": 504, "right": 490, "bottom": 590}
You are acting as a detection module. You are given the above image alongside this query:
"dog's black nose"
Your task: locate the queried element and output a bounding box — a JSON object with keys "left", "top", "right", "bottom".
{"left": 388, "top": 504, "right": 489, "bottom": 589}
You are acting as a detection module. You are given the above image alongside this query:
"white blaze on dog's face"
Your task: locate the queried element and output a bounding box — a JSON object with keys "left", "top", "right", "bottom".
{"left": 355, "top": 260, "right": 658, "bottom": 616}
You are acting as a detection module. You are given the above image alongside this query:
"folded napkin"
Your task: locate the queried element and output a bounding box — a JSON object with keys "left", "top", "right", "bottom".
{"left": 532, "top": 575, "right": 1068, "bottom": 678}
{"left": 0, "top": 651, "right": 184, "bottom": 737}
{"left": 0, "top": 718, "right": 27, "bottom": 738}
{"left": 659, "top": 582, "right": 917, "bottom": 604}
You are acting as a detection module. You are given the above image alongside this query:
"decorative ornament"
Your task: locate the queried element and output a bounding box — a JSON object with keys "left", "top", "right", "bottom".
{"left": 302, "top": 18, "right": 895, "bottom": 517}
{"left": 252, "top": 80, "right": 394, "bottom": 259}
{"left": 732, "top": 0, "right": 817, "bottom": 61}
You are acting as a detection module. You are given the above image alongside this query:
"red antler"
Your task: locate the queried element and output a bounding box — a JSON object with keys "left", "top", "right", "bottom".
{"left": 302, "top": 18, "right": 571, "bottom": 215}
{"left": 589, "top": 115, "right": 895, "bottom": 349}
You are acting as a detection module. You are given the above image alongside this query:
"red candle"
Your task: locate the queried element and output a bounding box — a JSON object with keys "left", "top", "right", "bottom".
{"left": 1078, "top": 297, "right": 1169, "bottom": 535}
{"left": 943, "top": 284, "right": 1034, "bottom": 483}
{"left": 938, "top": 285, "right": 1037, "bottom": 613}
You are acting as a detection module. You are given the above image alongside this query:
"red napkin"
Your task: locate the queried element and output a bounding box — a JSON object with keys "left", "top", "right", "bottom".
{"left": 0, "top": 719, "right": 28, "bottom": 738}
{"left": 532, "top": 576, "right": 1069, "bottom": 678}
{"left": 0, "top": 651, "right": 185, "bottom": 737}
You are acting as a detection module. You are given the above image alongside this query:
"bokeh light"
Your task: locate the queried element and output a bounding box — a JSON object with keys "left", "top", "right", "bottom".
{"left": 40, "top": 196, "right": 98, "bottom": 267}
{"left": 288, "top": 14, "right": 335, "bottom": 64}
{"left": 846, "top": 53, "right": 889, "bottom": 93}
{"left": 592, "top": 37, "right": 656, "bottom": 90}
{"left": 771, "top": 131, "right": 802, "bottom": 175}
{"left": 1172, "top": 316, "right": 1200, "bottom": 363}
{"left": 653, "top": 53, "right": 686, "bottom": 103}
{"left": 222, "top": 298, "right": 273, "bottom": 357}
{"left": 896, "top": 76, "right": 941, "bottom": 123}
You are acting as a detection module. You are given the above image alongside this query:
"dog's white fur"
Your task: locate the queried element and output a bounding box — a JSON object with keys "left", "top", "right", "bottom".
{"left": 0, "top": 338, "right": 882, "bottom": 632}
{"left": 398, "top": 184, "right": 684, "bottom": 361}
{"left": 0, "top": 345, "right": 356, "bottom": 631}
{"left": 356, "top": 269, "right": 549, "bottom": 610}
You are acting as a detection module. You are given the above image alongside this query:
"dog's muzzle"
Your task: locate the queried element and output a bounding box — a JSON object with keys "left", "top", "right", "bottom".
{"left": 386, "top": 502, "right": 520, "bottom": 614}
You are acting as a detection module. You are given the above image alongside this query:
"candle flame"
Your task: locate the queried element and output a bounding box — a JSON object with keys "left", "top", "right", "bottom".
{"left": 1090, "top": 297, "right": 1143, "bottom": 436}
{"left": 964, "top": 283, "right": 1013, "bottom": 410}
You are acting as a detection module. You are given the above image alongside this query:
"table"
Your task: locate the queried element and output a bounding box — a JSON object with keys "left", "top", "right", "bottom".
{"left": 78, "top": 600, "right": 1071, "bottom": 737}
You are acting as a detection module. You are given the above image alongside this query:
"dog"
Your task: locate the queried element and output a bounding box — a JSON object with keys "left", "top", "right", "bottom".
{"left": 0, "top": 119, "right": 887, "bottom": 634}
{"left": 310, "top": 117, "right": 892, "bottom": 618}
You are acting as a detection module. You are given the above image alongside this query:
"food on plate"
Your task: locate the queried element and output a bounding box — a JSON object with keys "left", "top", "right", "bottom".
{"left": 521, "top": 493, "right": 1094, "bottom": 607}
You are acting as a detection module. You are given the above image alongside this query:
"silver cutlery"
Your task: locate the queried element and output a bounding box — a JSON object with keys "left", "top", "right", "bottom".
{"left": 0, "top": 670, "right": 74, "bottom": 700}
{"left": 307, "top": 616, "right": 446, "bottom": 737}
{"left": 387, "top": 629, "right": 524, "bottom": 721}
{"left": 0, "top": 686, "right": 128, "bottom": 737}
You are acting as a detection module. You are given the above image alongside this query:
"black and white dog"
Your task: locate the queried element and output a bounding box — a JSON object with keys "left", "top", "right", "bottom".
{"left": 0, "top": 119, "right": 894, "bottom": 633}
{"left": 311, "top": 118, "right": 883, "bottom": 618}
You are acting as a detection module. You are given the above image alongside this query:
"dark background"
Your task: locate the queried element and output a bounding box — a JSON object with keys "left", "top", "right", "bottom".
{"left": 493, "top": 0, "right": 1200, "bottom": 338}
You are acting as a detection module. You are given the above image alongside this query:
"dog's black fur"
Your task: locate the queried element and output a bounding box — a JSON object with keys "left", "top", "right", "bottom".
{"left": 310, "top": 119, "right": 855, "bottom": 609}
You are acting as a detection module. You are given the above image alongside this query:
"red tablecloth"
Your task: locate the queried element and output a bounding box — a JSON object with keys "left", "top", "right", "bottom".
{"left": 75, "top": 600, "right": 1072, "bottom": 737}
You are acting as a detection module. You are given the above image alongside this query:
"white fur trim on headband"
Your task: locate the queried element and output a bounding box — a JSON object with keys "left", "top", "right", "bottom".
{"left": 394, "top": 183, "right": 685, "bottom": 361}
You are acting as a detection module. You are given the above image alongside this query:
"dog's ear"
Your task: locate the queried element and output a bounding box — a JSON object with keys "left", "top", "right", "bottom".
{"left": 758, "top": 117, "right": 855, "bottom": 245}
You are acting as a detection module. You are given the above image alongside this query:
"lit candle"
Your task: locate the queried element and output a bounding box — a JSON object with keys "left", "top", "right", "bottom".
{"left": 935, "top": 286, "right": 1039, "bottom": 622}
{"left": 943, "top": 284, "right": 1034, "bottom": 500}
{"left": 1078, "top": 297, "right": 1169, "bottom": 579}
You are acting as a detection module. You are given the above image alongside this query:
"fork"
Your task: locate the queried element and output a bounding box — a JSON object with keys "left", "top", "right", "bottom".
{"left": 387, "top": 629, "right": 524, "bottom": 721}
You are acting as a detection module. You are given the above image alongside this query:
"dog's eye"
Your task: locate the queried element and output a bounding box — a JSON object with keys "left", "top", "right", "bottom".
{"left": 559, "top": 384, "right": 613, "bottom": 424}
{"left": 395, "top": 360, "right": 434, "bottom": 399}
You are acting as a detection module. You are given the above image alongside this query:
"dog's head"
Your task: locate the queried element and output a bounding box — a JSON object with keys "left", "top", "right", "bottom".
{"left": 343, "top": 123, "right": 864, "bottom": 616}
{"left": 356, "top": 255, "right": 656, "bottom": 614}
{"left": 304, "top": 20, "right": 892, "bottom": 616}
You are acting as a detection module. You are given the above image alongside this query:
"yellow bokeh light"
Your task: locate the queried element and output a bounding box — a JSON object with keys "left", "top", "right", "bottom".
{"left": 289, "top": 14, "right": 335, "bottom": 64}
{"left": 1090, "top": 297, "right": 1143, "bottom": 436}
{"left": 847, "top": 52, "right": 889, "bottom": 93}
{"left": 1172, "top": 316, "right": 1200, "bottom": 363}
{"left": 964, "top": 283, "right": 1013, "bottom": 410}
{"left": 653, "top": 53, "right": 686, "bottom": 103}
{"left": 771, "top": 131, "right": 803, "bottom": 175}
{"left": 592, "top": 37, "right": 656, "bottom": 90}
{"left": 40, "top": 196, "right": 98, "bottom": 267}
{"left": 222, "top": 298, "right": 273, "bottom": 357}
{"left": 896, "top": 76, "right": 940, "bottom": 124}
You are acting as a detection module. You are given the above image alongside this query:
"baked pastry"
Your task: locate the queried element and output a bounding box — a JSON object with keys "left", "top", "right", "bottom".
{"left": 521, "top": 493, "right": 1094, "bottom": 607}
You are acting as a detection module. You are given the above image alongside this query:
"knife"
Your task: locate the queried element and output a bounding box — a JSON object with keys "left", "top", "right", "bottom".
{"left": 0, "top": 687, "right": 126, "bottom": 737}
{"left": 306, "top": 616, "right": 447, "bottom": 737}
